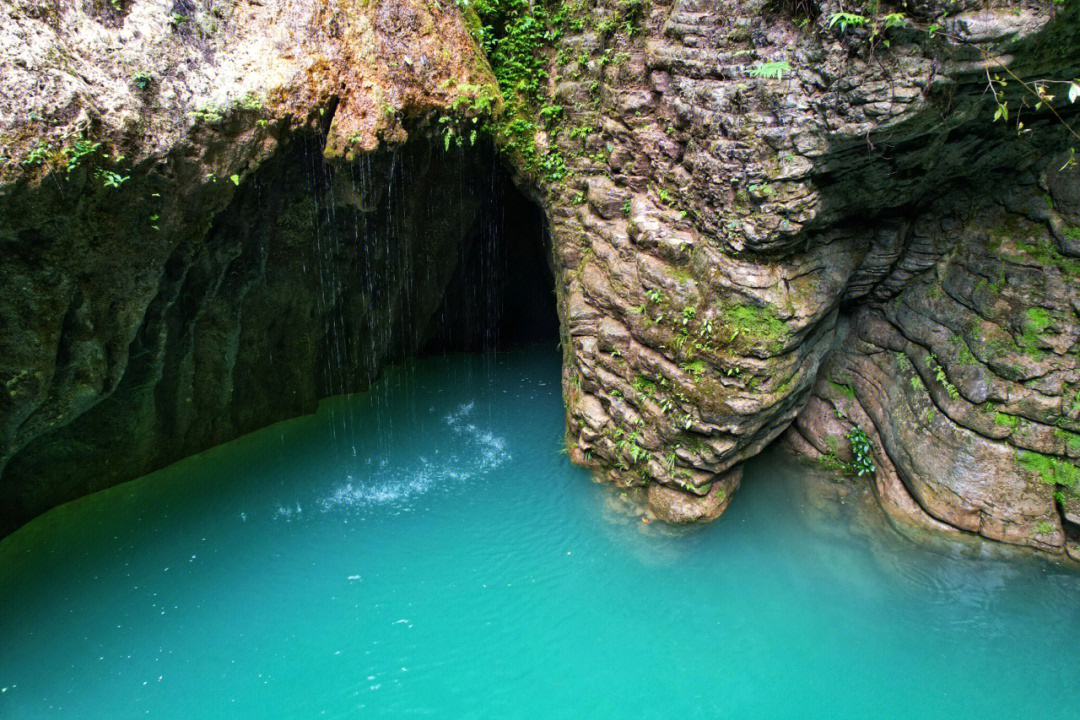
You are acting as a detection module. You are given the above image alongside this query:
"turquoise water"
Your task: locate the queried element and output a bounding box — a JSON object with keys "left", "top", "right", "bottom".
{"left": 2, "top": 349, "right": 1078, "bottom": 719}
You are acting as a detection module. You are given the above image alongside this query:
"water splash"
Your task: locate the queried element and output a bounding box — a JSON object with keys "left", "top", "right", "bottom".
{"left": 312, "top": 399, "right": 510, "bottom": 516}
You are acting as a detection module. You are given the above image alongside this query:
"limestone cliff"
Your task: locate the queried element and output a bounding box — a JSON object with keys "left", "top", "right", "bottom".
{"left": 2, "top": 0, "right": 1080, "bottom": 562}
{"left": 540, "top": 0, "right": 1080, "bottom": 561}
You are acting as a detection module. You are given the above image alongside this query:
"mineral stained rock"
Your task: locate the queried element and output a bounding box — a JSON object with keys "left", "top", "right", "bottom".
{"left": 2, "top": 0, "right": 1080, "bottom": 560}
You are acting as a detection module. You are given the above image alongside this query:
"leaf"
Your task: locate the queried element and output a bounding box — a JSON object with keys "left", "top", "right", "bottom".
{"left": 1069, "top": 82, "right": 1080, "bottom": 104}
{"left": 883, "top": 12, "right": 906, "bottom": 29}
{"left": 230, "top": 175, "right": 240, "bottom": 186}
{"left": 748, "top": 61, "right": 792, "bottom": 81}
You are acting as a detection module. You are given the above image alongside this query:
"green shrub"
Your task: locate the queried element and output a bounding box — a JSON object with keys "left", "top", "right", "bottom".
{"left": 132, "top": 72, "right": 153, "bottom": 90}
{"left": 846, "top": 425, "right": 876, "bottom": 477}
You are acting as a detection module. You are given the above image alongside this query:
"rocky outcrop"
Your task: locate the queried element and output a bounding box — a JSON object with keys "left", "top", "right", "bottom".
{"left": 2, "top": 0, "right": 1080, "bottom": 564}
{"left": 785, "top": 174, "right": 1080, "bottom": 560}
{"left": 542, "top": 0, "right": 1080, "bottom": 559}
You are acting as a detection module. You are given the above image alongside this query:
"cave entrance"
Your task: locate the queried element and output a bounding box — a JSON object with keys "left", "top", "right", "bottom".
{"left": 0, "top": 131, "right": 559, "bottom": 536}
{"left": 309, "top": 133, "right": 559, "bottom": 394}
{"left": 420, "top": 156, "right": 558, "bottom": 355}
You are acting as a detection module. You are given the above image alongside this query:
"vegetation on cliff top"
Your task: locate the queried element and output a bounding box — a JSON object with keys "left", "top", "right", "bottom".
{"left": 455, "top": 0, "right": 644, "bottom": 185}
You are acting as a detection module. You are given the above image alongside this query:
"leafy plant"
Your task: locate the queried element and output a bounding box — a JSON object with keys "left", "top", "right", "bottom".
{"left": 62, "top": 140, "right": 102, "bottom": 172}
{"left": 924, "top": 353, "right": 959, "bottom": 400}
{"left": 827, "top": 12, "right": 867, "bottom": 33}
{"left": 132, "top": 72, "right": 153, "bottom": 90}
{"left": 882, "top": 12, "right": 906, "bottom": 29}
{"left": 97, "top": 169, "right": 129, "bottom": 189}
{"left": 680, "top": 360, "right": 706, "bottom": 377}
{"left": 846, "top": 425, "right": 876, "bottom": 477}
{"left": 471, "top": 0, "right": 566, "bottom": 182}
{"left": 22, "top": 141, "right": 53, "bottom": 166}
{"left": 748, "top": 61, "right": 792, "bottom": 81}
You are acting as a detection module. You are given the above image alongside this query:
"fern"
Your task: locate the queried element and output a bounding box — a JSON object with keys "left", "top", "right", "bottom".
{"left": 827, "top": 12, "right": 868, "bottom": 33}
{"left": 749, "top": 61, "right": 792, "bottom": 81}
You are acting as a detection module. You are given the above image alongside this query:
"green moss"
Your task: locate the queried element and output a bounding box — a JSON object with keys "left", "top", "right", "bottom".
{"left": 819, "top": 434, "right": 851, "bottom": 475}
{"left": 668, "top": 265, "right": 694, "bottom": 284}
{"left": 1016, "top": 449, "right": 1080, "bottom": 488}
{"left": 950, "top": 335, "right": 979, "bottom": 367}
{"left": 1015, "top": 236, "right": 1080, "bottom": 275}
{"left": 1017, "top": 307, "right": 1054, "bottom": 361}
{"left": 1055, "top": 428, "right": 1080, "bottom": 451}
{"left": 1034, "top": 520, "right": 1056, "bottom": 536}
{"left": 631, "top": 374, "right": 656, "bottom": 398}
{"left": 722, "top": 304, "right": 787, "bottom": 347}
{"left": 987, "top": 270, "right": 1006, "bottom": 294}
{"left": 828, "top": 379, "right": 856, "bottom": 399}
{"left": 994, "top": 412, "right": 1019, "bottom": 429}
{"left": 1026, "top": 307, "right": 1053, "bottom": 332}
{"left": 1016, "top": 449, "right": 1055, "bottom": 482}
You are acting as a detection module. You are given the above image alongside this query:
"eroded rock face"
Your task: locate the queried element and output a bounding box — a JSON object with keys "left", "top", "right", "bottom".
{"left": 541, "top": 0, "right": 1080, "bottom": 557}
{"left": 785, "top": 170, "right": 1080, "bottom": 559}
{"left": 2, "top": 0, "right": 1080, "bottom": 563}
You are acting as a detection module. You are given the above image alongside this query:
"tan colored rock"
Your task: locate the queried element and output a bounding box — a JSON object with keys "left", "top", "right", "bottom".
{"left": 647, "top": 467, "right": 742, "bottom": 524}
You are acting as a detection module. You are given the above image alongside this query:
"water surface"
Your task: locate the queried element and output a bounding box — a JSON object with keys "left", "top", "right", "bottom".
{"left": 2, "top": 350, "right": 1078, "bottom": 719}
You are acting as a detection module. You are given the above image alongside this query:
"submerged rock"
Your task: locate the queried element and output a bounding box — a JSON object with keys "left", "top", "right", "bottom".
{"left": 647, "top": 466, "right": 741, "bottom": 523}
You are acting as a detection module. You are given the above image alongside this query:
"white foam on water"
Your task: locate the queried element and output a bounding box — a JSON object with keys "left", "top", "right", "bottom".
{"left": 309, "top": 399, "right": 511, "bottom": 516}
{"left": 273, "top": 502, "right": 304, "bottom": 522}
